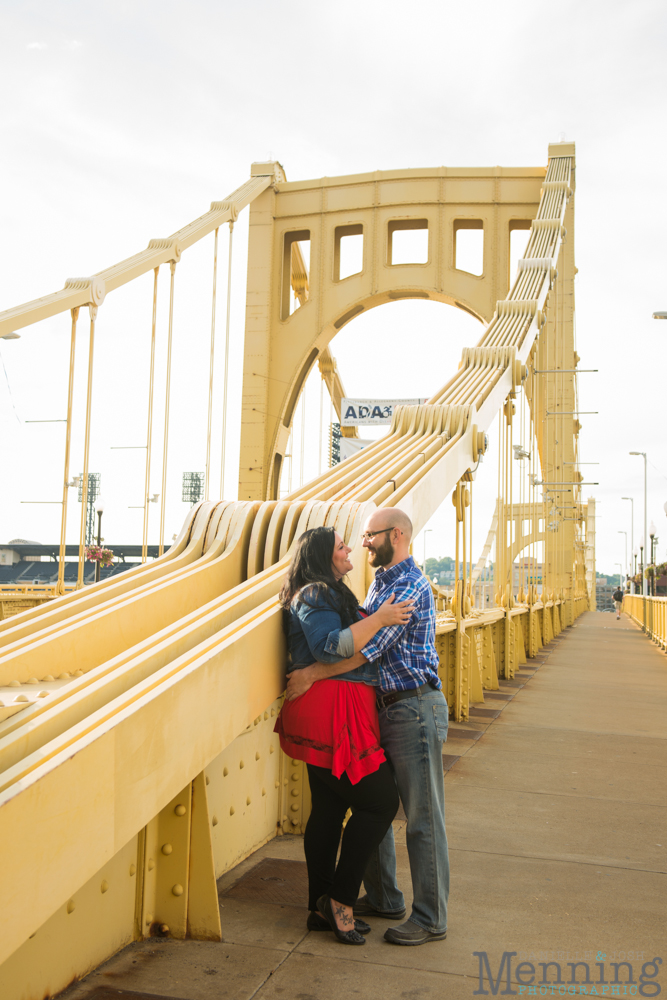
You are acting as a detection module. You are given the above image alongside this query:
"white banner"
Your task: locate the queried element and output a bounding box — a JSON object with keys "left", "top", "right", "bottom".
{"left": 341, "top": 398, "right": 427, "bottom": 426}
{"left": 339, "top": 437, "right": 374, "bottom": 461}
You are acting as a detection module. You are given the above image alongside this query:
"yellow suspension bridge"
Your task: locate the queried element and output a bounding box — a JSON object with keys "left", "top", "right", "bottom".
{"left": 0, "top": 141, "right": 663, "bottom": 1000}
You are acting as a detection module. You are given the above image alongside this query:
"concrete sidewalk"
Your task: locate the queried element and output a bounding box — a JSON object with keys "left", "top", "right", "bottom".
{"left": 62, "top": 612, "right": 667, "bottom": 1000}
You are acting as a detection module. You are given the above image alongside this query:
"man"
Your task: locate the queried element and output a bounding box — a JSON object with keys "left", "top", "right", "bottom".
{"left": 612, "top": 585, "right": 624, "bottom": 619}
{"left": 286, "top": 507, "right": 449, "bottom": 946}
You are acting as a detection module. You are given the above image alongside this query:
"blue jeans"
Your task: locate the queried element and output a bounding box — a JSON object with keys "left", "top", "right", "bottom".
{"left": 362, "top": 686, "right": 449, "bottom": 933}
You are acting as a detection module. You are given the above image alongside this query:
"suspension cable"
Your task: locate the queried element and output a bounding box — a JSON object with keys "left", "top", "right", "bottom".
{"left": 77, "top": 305, "right": 98, "bottom": 589}
{"left": 142, "top": 268, "right": 159, "bottom": 563}
{"left": 205, "top": 229, "right": 219, "bottom": 501}
{"left": 219, "top": 221, "right": 234, "bottom": 499}
{"left": 57, "top": 307, "right": 79, "bottom": 595}
{"left": 159, "top": 261, "right": 177, "bottom": 556}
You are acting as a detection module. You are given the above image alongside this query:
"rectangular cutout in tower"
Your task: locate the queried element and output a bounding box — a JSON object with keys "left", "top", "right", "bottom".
{"left": 387, "top": 219, "right": 429, "bottom": 265}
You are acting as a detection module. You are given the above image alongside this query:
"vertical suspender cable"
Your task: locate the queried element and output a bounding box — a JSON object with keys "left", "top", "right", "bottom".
{"left": 142, "top": 268, "right": 159, "bottom": 564}
{"left": 57, "top": 307, "right": 79, "bottom": 595}
{"left": 299, "top": 392, "right": 306, "bottom": 487}
{"left": 328, "top": 393, "right": 334, "bottom": 468}
{"left": 205, "top": 229, "right": 219, "bottom": 501}
{"left": 77, "top": 305, "right": 98, "bottom": 589}
{"left": 219, "top": 221, "right": 234, "bottom": 500}
{"left": 318, "top": 376, "right": 324, "bottom": 476}
{"left": 159, "top": 261, "right": 177, "bottom": 556}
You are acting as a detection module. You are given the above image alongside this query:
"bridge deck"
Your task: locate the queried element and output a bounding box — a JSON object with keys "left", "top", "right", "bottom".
{"left": 60, "top": 612, "right": 666, "bottom": 1000}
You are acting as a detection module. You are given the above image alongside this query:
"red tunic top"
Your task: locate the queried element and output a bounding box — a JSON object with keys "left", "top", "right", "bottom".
{"left": 274, "top": 679, "right": 385, "bottom": 784}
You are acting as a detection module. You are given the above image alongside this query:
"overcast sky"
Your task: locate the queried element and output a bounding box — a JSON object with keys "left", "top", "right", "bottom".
{"left": 1, "top": 0, "right": 666, "bottom": 579}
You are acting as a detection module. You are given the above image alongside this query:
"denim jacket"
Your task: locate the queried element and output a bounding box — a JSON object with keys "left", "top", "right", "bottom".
{"left": 287, "top": 584, "right": 379, "bottom": 686}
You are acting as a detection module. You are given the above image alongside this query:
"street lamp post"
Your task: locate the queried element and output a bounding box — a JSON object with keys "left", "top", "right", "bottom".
{"left": 615, "top": 563, "right": 623, "bottom": 589}
{"left": 629, "top": 453, "right": 648, "bottom": 596}
{"left": 618, "top": 531, "right": 628, "bottom": 586}
{"left": 621, "top": 497, "right": 634, "bottom": 591}
{"left": 649, "top": 520, "right": 658, "bottom": 596}
{"left": 95, "top": 498, "right": 105, "bottom": 584}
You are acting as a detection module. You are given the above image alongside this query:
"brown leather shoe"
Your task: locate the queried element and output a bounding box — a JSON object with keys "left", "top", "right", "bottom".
{"left": 384, "top": 919, "right": 447, "bottom": 946}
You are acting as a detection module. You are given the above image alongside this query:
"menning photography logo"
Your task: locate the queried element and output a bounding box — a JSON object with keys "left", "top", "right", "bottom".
{"left": 473, "top": 952, "right": 663, "bottom": 997}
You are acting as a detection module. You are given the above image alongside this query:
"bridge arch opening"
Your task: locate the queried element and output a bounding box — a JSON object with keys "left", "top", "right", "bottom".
{"left": 277, "top": 297, "right": 483, "bottom": 498}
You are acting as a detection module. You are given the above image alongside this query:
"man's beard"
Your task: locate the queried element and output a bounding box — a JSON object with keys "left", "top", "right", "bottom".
{"left": 368, "top": 535, "right": 394, "bottom": 567}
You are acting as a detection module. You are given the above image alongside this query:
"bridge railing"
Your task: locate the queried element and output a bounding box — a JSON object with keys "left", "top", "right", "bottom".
{"left": 623, "top": 594, "right": 667, "bottom": 650}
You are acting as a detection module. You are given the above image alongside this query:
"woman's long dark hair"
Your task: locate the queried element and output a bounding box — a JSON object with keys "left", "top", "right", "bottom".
{"left": 279, "top": 526, "right": 359, "bottom": 626}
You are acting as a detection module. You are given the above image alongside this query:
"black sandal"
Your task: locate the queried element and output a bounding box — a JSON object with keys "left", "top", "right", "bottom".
{"left": 316, "top": 895, "right": 366, "bottom": 945}
{"left": 307, "top": 910, "right": 371, "bottom": 934}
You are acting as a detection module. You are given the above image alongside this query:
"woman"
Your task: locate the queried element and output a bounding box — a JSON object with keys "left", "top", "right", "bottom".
{"left": 274, "top": 526, "right": 412, "bottom": 945}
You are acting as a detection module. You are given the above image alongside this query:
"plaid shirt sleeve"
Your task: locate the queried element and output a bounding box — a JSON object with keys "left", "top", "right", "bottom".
{"left": 360, "top": 579, "right": 423, "bottom": 661}
{"left": 361, "top": 566, "right": 440, "bottom": 692}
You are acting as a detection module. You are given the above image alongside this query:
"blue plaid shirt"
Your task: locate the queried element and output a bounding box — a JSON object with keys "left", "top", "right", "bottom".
{"left": 361, "top": 556, "right": 441, "bottom": 694}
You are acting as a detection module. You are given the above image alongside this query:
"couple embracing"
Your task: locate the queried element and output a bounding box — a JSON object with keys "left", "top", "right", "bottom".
{"left": 273, "top": 507, "right": 449, "bottom": 947}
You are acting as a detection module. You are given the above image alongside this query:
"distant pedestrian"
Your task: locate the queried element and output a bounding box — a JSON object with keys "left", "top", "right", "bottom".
{"left": 612, "top": 586, "right": 623, "bottom": 619}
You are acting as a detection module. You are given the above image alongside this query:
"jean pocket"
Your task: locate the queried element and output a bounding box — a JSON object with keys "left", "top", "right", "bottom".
{"left": 385, "top": 699, "right": 420, "bottom": 722}
{"left": 432, "top": 704, "right": 449, "bottom": 742}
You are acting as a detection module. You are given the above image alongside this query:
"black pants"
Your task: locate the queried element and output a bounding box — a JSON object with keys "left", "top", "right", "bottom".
{"left": 304, "top": 761, "right": 399, "bottom": 909}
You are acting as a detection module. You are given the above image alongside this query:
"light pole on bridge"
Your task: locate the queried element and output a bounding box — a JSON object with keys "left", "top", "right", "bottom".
{"left": 95, "top": 498, "right": 104, "bottom": 584}
{"left": 618, "top": 531, "right": 628, "bottom": 587}
{"left": 621, "top": 497, "right": 634, "bottom": 592}
{"left": 629, "top": 452, "right": 648, "bottom": 597}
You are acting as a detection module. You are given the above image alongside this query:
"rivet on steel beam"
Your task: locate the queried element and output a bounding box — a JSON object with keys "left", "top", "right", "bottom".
{"left": 15, "top": 694, "right": 29, "bottom": 702}
{"left": 8, "top": 680, "right": 20, "bottom": 687}
{"left": 223, "top": 767, "right": 229, "bottom": 776}
{"left": 275, "top": 781, "right": 280, "bottom": 788}
{"left": 262, "top": 788, "right": 266, "bottom": 796}
{"left": 239, "top": 760, "right": 244, "bottom": 769}
{"left": 174, "top": 804, "right": 186, "bottom": 816}
{"left": 291, "top": 789, "right": 299, "bottom": 797}
{"left": 283, "top": 778, "right": 288, "bottom": 786}
{"left": 254, "top": 717, "right": 259, "bottom": 726}
{"left": 291, "top": 773, "right": 299, "bottom": 781}
{"left": 148, "top": 858, "right": 155, "bottom": 871}
{"left": 43, "top": 675, "right": 54, "bottom": 682}
{"left": 212, "top": 815, "right": 218, "bottom": 826}
{"left": 38, "top": 691, "right": 50, "bottom": 698}
{"left": 271, "top": 708, "right": 276, "bottom": 717}
{"left": 26, "top": 677, "right": 38, "bottom": 685}
{"left": 246, "top": 796, "right": 251, "bottom": 805}
{"left": 269, "top": 746, "right": 275, "bottom": 754}
{"left": 100, "top": 880, "right": 109, "bottom": 893}
{"left": 264, "top": 711, "right": 268, "bottom": 720}
{"left": 255, "top": 752, "right": 261, "bottom": 760}
{"left": 66, "top": 900, "right": 75, "bottom": 914}
{"left": 172, "top": 884, "right": 184, "bottom": 896}
{"left": 59, "top": 673, "right": 71, "bottom": 679}
{"left": 205, "top": 775, "right": 210, "bottom": 785}
{"left": 160, "top": 924, "right": 169, "bottom": 935}
{"left": 161, "top": 843, "right": 173, "bottom": 855}
{"left": 230, "top": 805, "right": 235, "bottom": 815}
{"left": 73, "top": 670, "right": 83, "bottom": 677}
{"left": 290, "top": 804, "right": 299, "bottom": 812}
{"left": 145, "top": 913, "right": 153, "bottom": 924}
{"left": 282, "top": 815, "right": 288, "bottom": 822}
{"left": 129, "top": 865, "right": 136, "bottom": 876}
{"left": 291, "top": 759, "right": 299, "bottom": 766}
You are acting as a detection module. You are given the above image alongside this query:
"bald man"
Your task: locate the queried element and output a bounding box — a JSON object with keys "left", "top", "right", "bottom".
{"left": 286, "top": 507, "right": 449, "bottom": 946}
